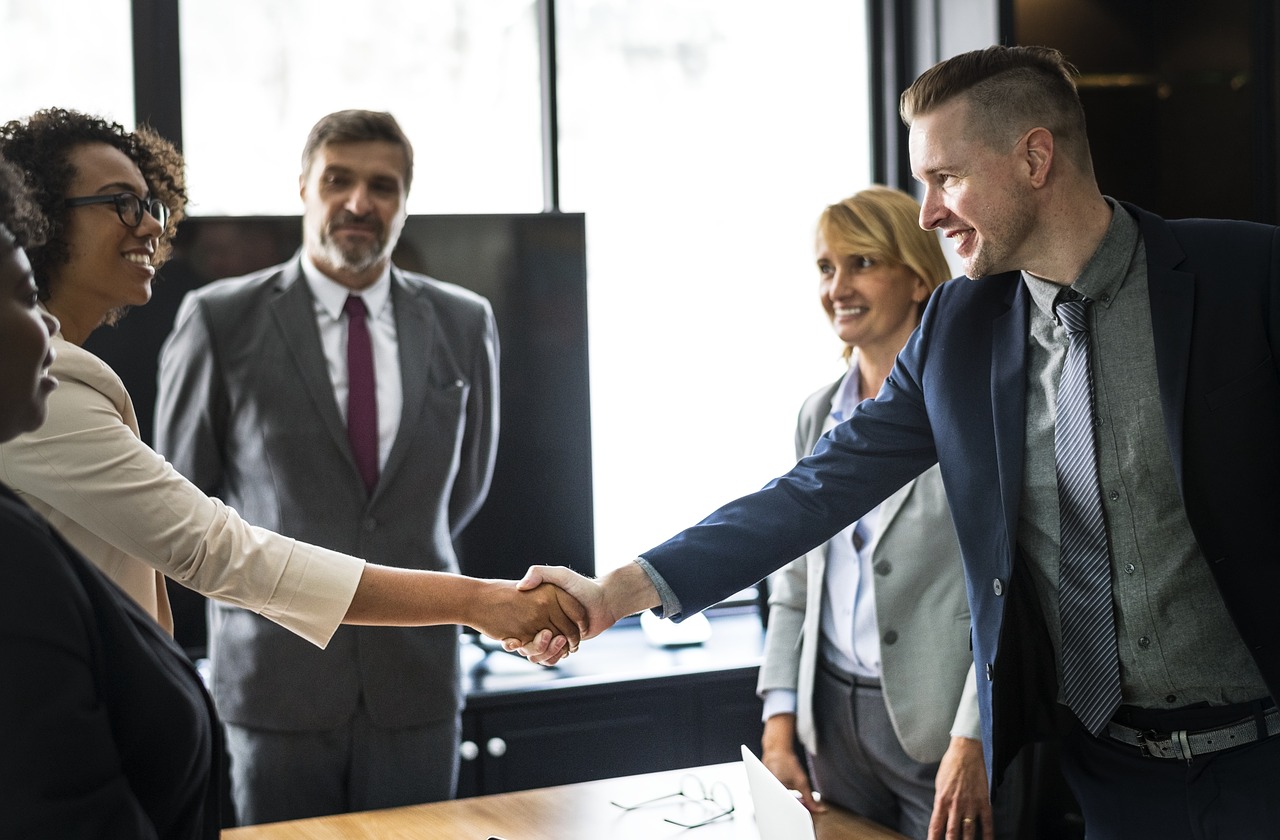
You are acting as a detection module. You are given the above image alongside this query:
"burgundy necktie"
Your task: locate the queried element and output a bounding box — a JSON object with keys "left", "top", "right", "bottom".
{"left": 344, "top": 295, "right": 379, "bottom": 494}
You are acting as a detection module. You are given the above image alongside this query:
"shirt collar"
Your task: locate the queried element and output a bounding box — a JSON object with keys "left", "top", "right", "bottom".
{"left": 829, "top": 353, "right": 864, "bottom": 423}
{"left": 300, "top": 253, "right": 393, "bottom": 321}
{"left": 1022, "top": 196, "right": 1141, "bottom": 322}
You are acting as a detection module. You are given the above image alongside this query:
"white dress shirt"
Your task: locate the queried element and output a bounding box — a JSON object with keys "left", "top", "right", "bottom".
{"left": 301, "top": 256, "right": 403, "bottom": 470}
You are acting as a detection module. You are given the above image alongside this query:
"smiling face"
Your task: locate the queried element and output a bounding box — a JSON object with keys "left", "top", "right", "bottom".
{"left": 300, "top": 140, "right": 409, "bottom": 290}
{"left": 816, "top": 234, "right": 928, "bottom": 357}
{"left": 47, "top": 143, "right": 163, "bottom": 341}
{"left": 909, "top": 97, "right": 1036, "bottom": 279}
{"left": 0, "top": 230, "right": 59, "bottom": 442}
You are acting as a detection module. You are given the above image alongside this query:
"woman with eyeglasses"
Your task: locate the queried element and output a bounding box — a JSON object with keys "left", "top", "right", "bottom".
{"left": 0, "top": 109, "right": 583, "bottom": 660}
{"left": 0, "top": 155, "right": 221, "bottom": 838}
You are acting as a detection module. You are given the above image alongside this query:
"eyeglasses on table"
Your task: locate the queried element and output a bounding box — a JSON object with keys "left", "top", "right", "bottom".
{"left": 610, "top": 773, "right": 736, "bottom": 829}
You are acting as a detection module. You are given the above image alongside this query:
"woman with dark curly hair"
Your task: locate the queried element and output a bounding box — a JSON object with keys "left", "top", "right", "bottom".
{"left": 0, "top": 110, "right": 582, "bottom": 659}
{"left": 0, "top": 155, "right": 221, "bottom": 838}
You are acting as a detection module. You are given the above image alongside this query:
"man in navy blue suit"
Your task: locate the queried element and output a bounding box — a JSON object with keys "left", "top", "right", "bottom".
{"left": 516, "top": 45, "right": 1280, "bottom": 839}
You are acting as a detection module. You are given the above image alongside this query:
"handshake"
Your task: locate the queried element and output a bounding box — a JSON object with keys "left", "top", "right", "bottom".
{"left": 467, "top": 563, "right": 662, "bottom": 666}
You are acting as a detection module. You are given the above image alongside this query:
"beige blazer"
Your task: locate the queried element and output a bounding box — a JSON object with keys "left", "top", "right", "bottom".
{"left": 0, "top": 333, "right": 363, "bottom": 647}
{"left": 757, "top": 376, "right": 980, "bottom": 763}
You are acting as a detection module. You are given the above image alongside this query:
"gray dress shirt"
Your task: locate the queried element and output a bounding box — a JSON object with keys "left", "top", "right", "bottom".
{"left": 1016, "top": 199, "right": 1267, "bottom": 710}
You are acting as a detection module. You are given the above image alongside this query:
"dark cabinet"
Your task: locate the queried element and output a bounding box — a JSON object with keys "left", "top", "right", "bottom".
{"left": 457, "top": 611, "right": 764, "bottom": 797}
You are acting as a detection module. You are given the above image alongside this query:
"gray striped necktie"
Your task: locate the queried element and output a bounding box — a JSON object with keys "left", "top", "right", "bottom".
{"left": 1054, "top": 293, "right": 1122, "bottom": 736}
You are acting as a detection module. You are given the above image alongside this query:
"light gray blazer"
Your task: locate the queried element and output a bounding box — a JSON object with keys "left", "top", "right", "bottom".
{"left": 757, "top": 377, "right": 979, "bottom": 763}
{"left": 155, "top": 255, "right": 499, "bottom": 733}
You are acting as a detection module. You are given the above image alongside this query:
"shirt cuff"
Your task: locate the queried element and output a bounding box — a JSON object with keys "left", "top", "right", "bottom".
{"left": 634, "top": 556, "right": 683, "bottom": 620}
{"left": 255, "top": 540, "right": 365, "bottom": 648}
{"left": 761, "top": 689, "right": 798, "bottom": 723}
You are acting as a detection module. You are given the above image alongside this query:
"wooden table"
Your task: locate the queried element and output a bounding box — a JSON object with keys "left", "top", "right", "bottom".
{"left": 222, "top": 761, "right": 908, "bottom": 840}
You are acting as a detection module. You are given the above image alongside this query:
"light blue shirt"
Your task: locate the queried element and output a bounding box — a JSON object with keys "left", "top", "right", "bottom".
{"left": 820, "top": 362, "right": 884, "bottom": 678}
{"left": 762, "top": 360, "right": 885, "bottom": 722}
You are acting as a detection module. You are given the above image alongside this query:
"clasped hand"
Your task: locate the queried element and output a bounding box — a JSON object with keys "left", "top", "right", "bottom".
{"left": 498, "top": 565, "right": 618, "bottom": 664}
{"left": 469, "top": 578, "right": 587, "bottom": 657}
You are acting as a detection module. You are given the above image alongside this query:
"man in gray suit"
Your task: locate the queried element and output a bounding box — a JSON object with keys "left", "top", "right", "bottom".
{"left": 156, "top": 110, "right": 499, "bottom": 824}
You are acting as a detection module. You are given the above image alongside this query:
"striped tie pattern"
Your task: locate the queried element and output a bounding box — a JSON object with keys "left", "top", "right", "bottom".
{"left": 1054, "top": 294, "right": 1122, "bottom": 736}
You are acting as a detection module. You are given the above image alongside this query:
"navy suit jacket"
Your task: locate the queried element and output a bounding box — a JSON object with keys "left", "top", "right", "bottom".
{"left": 642, "top": 203, "right": 1280, "bottom": 786}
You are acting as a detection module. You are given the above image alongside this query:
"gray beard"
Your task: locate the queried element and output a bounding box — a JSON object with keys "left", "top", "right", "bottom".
{"left": 319, "top": 236, "right": 388, "bottom": 274}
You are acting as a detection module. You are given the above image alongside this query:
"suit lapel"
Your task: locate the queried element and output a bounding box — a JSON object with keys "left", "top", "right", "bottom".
{"left": 268, "top": 260, "right": 357, "bottom": 479}
{"left": 990, "top": 275, "right": 1029, "bottom": 565}
{"left": 1129, "top": 204, "right": 1194, "bottom": 491}
{"left": 379, "top": 269, "right": 439, "bottom": 492}
{"left": 876, "top": 476, "right": 915, "bottom": 535}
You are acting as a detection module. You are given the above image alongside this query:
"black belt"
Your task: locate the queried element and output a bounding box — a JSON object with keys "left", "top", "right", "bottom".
{"left": 817, "top": 657, "right": 881, "bottom": 689}
{"left": 1105, "top": 706, "right": 1280, "bottom": 761}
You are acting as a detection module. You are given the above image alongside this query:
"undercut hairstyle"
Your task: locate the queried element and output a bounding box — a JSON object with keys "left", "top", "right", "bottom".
{"left": 818, "top": 186, "right": 952, "bottom": 359}
{"left": 0, "top": 108, "right": 187, "bottom": 299}
{"left": 0, "top": 156, "right": 48, "bottom": 251}
{"left": 899, "top": 45, "right": 1093, "bottom": 175}
{"left": 300, "top": 110, "right": 414, "bottom": 192}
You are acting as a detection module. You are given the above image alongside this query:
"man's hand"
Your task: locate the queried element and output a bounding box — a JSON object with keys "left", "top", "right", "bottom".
{"left": 502, "top": 566, "right": 609, "bottom": 665}
{"left": 927, "top": 736, "right": 993, "bottom": 840}
{"left": 468, "top": 580, "right": 587, "bottom": 653}
{"left": 502, "top": 562, "right": 662, "bottom": 665}
{"left": 762, "top": 714, "right": 826, "bottom": 813}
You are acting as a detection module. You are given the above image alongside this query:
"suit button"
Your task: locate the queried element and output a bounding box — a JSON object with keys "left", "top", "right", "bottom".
{"left": 985, "top": 663, "right": 994, "bottom": 681}
{"left": 992, "top": 578, "right": 1004, "bottom": 596}
{"left": 1138, "top": 636, "right": 1150, "bottom": 649}
{"left": 882, "top": 630, "right": 898, "bottom": 645}
{"left": 874, "top": 560, "right": 892, "bottom": 576}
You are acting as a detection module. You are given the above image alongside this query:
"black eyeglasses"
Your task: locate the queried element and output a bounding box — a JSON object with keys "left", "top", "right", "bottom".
{"left": 64, "top": 192, "right": 169, "bottom": 229}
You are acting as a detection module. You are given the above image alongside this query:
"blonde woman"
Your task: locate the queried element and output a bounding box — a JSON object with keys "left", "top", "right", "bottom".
{"left": 756, "top": 187, "right": 1004, "bottom": 840}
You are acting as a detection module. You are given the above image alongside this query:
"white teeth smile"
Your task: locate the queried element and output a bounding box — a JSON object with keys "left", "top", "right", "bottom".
{"left": 124, "top": 253, "right": 152, "bottom": 267}
{"left": 835, "top": 306, "right": 868, "bottom": 317}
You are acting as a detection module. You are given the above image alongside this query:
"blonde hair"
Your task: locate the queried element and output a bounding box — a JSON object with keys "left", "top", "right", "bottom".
{"left": 817, "top": 186, "right": 951, "bottom": 361}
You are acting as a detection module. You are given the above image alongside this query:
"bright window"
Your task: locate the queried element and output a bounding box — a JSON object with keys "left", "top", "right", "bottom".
{"left": 557, "top": 1, "right": 871, "bottom": 571}
{"left": 178, "top": 0, "right": 544, "bottom": 215}
{"left": 0, "top": 0, "right": 134, "bottom": 125}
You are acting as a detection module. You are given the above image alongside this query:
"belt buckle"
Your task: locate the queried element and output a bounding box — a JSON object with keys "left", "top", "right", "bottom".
{"left": 1138, "top": 728, "right": 1194, "bottom": 762}
{"left": 1137, "top": 730, "right": 1168, "bottom": 759}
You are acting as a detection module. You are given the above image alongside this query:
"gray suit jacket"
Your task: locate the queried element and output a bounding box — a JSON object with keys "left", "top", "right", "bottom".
{"left": 155, "top": 255, "right": 499, "bottom": 732}
{"left": 757, "top": 376, "right": 978, "bottom": 763}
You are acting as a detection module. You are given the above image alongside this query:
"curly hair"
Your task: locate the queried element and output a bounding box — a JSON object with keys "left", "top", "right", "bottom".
{"left": 0, "top": 156, "right": 48, "bottom": 251}
{"left": 0, "top": 108, "right": 187, "bottom": 300}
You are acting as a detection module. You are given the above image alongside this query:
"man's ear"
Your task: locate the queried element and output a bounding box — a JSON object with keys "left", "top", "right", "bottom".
{"left": 1023, "top": 126, "right": 1054, "bottom": 188}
